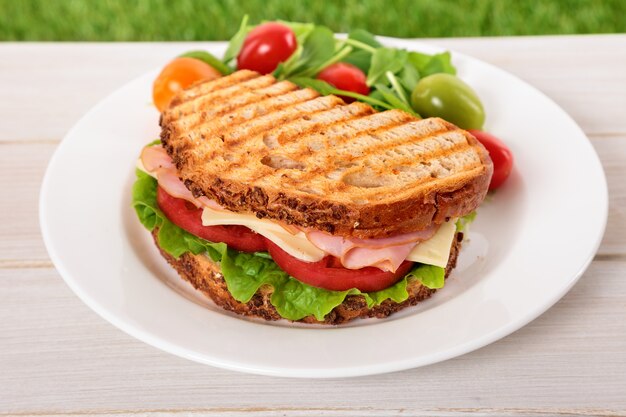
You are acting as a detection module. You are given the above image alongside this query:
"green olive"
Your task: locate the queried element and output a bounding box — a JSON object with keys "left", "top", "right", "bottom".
{"left": 410, "top": 73, "right": 485, "bottom": 130}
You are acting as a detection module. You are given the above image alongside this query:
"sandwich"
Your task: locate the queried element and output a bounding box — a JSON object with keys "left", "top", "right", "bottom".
{"left": 133, "top": 69, "right": 493, "bottom": 324}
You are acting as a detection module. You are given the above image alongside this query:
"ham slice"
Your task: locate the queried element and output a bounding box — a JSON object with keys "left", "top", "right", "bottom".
{"left": 140, "top": 145, "right": 223, "bottom": 209}
{"left": 306, "top": 225, "right": 438, "bottom": 272}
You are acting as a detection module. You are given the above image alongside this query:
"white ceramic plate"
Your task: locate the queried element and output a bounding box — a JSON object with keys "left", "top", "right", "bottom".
{"left": 40, "top": 39, "right": 607, "bottom": 378}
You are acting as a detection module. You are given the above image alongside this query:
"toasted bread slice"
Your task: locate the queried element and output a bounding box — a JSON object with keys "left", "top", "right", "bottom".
{"left": 153, "top": 229, "right": 462, "bottom": 325}
{"left": 161, "top": 70, "right": 492, "bottom": 239}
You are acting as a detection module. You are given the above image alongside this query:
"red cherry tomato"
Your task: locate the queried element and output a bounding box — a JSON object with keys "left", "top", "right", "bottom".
{"left": 469, "top": 130, "right": 514, "bottom": 190}
{"left": 156, "top": 186, "right": 267, "bottom": 252}
{"left": 237, "top": 23, "right": 297, "bottom": 74}
{"left": 317, "top": 62, "right": 369, "bottom": 103}
{"left": 266, "top": 240, "right": 413, "bottom": 292}
{"left": 153, "top": 57, "right": 221, "bottom": 112}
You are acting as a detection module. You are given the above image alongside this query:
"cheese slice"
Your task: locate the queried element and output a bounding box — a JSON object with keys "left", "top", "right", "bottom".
{"left": 202, "top": 203, "right": 457, "bottom": 268}
{"left": 406, "top": 219, "right": 457, "bottom": 268}
{"left": 201, "top": 207, "right": 326, "bottom": 262}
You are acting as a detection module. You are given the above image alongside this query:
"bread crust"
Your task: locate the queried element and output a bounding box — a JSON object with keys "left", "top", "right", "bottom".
{"left": 153, "top": 230, "right": 462, "bottom": 325}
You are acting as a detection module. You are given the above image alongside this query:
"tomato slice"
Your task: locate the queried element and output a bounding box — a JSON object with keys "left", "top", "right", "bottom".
{"left": 156, "top": 186, "right": 267, "bottom": 252}
{"left": 266, "top": 240, "right": 413, "bottom": 292}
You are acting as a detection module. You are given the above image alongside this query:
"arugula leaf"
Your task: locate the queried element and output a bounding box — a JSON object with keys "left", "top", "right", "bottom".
{"left": 408, "top": 51, "right": 456, "bottom": 77}
{"left": 385, "top": 71, "right": 411, "bottom": 106}
{"left": 340, "top": 29, "right": 380, "bottom": 73}
{"left": 289, "top": 77, "right": 395, "bottom": 110}
{"left": 179, "top": 50, "right": 232, "bottom": 75}
{"left": 373, "top": 83, "right": 417, "bottom": 116}
{"left": 398, "top": 63, "right": 420, "bottom": 93}
{"left": 366, "top": 47, "right": 407, "bottom": 86}
{"left": 347, "top": 28, "right": 382, "bottom": 48}
{"left": 287, "top": 26, "right": 336, "bottom": 77}
{"left": 131, "top": 168, "right": 448, "bottom": 321}
{"left": 342, "top": 50, "right": 371, "bottom": 73}
{"left": 223, "top": 15, "right": 250, "bottom": 64}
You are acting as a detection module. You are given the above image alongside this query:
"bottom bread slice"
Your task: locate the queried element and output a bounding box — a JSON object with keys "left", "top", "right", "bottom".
{"left": 153, "top": 230, "right": 462, "bottom": 325}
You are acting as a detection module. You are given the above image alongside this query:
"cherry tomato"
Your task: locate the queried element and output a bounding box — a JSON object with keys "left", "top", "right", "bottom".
{"left": 266, "top": 240, "right": 413, "bottom": 292}
{"left": 237, "top": 23, "right": 297, "bottom": 74}
{"left": 317, "top": 63, "right": 369, "bottom": 103}
{"left": 469, "top": 130, "right": 514, "bottom": 190}
{"left": 156, "top": 186, "right": 267, "bottom": 252}
{"left": 153, "top": 57, "right": 221, "bottom": 112}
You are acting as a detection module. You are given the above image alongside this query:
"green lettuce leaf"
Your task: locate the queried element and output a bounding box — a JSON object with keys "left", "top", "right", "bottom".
{"left": 132, "top": 169, "right": 448, "bottom": 321}
{"left": 456, "top": 211, "right": 477, "bottom": 233}
{"left": 132, "top": 169, "right": 225, "bottom": 260}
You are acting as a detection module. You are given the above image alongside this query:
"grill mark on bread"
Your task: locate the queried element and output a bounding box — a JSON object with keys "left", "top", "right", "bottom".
{"left": 187, "top": 82, "right": 300, "bottom": 128}
{"left": 280, "top": 110, "right": 414, "bottom": 165}
{"left": 263, "top": 101, "right": 374, "bottom": 149}
{"left": 171, "top": 76, "right": 280, "bottom": 129}
{"left": 219, "top": 95, "right": 345, "bottom": 155}
{"left": 160, "top": 70, "right": 493, "bottom": 239}
{"left": 169, "top": 70, "right": 260, "bottom": 107}
{"left": 184, "top": 88, "right": 322, "bottom": 149}
{"left": 215, "top": 89, "right": 324, "bottom": 145}
{"left": 321, "top": 127, "right": 473, "bottom": 176}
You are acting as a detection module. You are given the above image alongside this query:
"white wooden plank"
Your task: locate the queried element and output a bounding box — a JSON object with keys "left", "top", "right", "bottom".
{"left": 1, "top": 260, "right": 625, "bottom": 414}
{"left": 0, "top": 143, "right": 54, "bottom": 263}
{"left": 0, "top": 35, "right": 624, "bottom": 143}
{"left": 6, "top": 409, "right": 626, "bottom": 417}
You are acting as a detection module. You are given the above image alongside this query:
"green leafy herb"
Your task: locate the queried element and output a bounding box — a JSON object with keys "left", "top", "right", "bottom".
{"left": 340, "top": 29, "right": 380, "bottom": 73}
{"left": 373, "top": 83, "right": 417, "bottom": 116}
{"left": 286, "top": 25, "right": 336, "bottom": 77}
{"left": 223, "top": 15, "right": 250, "bottom": 64}
{"left": 346, "top": 29, "right": 382, "bottom": 49}
{"left": 408, "top": 51, "right": 456, "bottom": 77}
{"left": 341, "top": 49, "right": 371, "bottom": 73}
{"left": 398, "top": 62, "right": 420, "bottom": 93}
{"left": 289, "top": 77, "right": 395, "bottom": 110}
{"left": 179, "top": 50, "right": 232, "bottom": 75}
{"left": 366, "top": 47, "right": 407, "bottom": 86}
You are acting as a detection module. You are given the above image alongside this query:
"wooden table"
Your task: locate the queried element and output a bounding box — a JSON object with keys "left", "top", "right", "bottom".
{"left": 1, "top": 35, "right": 625, "bottom": 417}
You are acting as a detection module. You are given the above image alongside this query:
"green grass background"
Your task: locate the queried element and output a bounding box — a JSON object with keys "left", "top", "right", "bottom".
{"left": 1, "top": 0, "right": 624, "bottom": 41}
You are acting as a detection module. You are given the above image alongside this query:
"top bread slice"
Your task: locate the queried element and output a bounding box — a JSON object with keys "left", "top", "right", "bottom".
{"left": 160, "top": 69, "right": 493, "bottom": 239}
